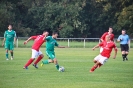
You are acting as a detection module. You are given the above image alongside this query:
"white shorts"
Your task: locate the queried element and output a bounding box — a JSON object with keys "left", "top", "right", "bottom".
{"left": 94, "top": 54, "right": 108, "bottom": 65}
{"left": 100, "top": 47, "right": 103, "bottom": 53}
{"left": 31, "top": 49, "right": 42, "bottom": 59}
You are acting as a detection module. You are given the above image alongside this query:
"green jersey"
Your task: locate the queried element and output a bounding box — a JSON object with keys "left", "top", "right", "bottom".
{"left": 46, "top": 36, "right": 59, "bottom": 51}
{"left": 4, "top": 30, "right": 16, "bottom": 42}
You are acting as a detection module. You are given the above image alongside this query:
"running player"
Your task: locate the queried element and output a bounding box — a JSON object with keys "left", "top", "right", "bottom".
{"left": 100, "top": 27, "right": 114, "bottom": 52}
{"left": 41, "top": 32, "right": 66, "bottom": 71}
{"left": 90, "top": 35, "right": 117, "bottom": 72}
{"left": 23, "top": 31, "right": 49, "bottom": 69}
{"left": 2, "top": 24, "right": 16, "bottom": 60}
{"left": 117, "top": 29, "right": 130, "bottom": 61}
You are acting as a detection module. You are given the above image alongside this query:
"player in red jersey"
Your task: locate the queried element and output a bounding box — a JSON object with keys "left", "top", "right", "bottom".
{"left": 23, "top": 31, "right": 49, "bottom": 69}
{"left": 90, "top": 35, "right": 117, "bottom": 72}
{"left": 100, "top": 27, "right": 114, "bottom": 52}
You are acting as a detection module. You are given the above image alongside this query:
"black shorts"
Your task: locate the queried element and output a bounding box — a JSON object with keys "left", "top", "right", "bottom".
{"left": 120, "top": 44, "right": 129, "bottom": 52}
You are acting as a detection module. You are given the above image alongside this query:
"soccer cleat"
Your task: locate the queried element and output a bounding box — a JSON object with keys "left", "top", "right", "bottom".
{"left": 33, "top": 64, "right": 38, "bottom": 69}
{"left": 90, "top": 70, "right": 94, "bottom": 73}
{"left": 11, "top": 57, "right": 13, "bottom": 60}
{"left": 40, "top": 63, "right": 44, "bottom": 67}
{"left": 23, "top": 66, "right": 28, "bottom": 69}
{"left": 125, "top": 58, "right": 128, "bottom": 61}
{"left": 6, "top": 58, "right": 9, "bottom": 60}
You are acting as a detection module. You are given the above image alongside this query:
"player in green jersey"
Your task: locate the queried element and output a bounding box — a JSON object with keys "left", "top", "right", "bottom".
{"left": 2, "top": 24, "right": 16, "bottom": 60}
{"left": 41, "top": 32, "right": 66, "bottom": 71}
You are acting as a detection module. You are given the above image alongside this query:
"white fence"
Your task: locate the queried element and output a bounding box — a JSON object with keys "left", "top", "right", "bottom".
{"left": 0, "top": 37, "right": 132, "bottom": 48}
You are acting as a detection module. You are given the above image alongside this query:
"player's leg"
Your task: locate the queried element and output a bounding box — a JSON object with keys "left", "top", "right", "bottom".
{"left": 23, "top": 49, "right": 37, "bottom": 69}
{"left": 120, "top": 44, "right": 126, "bottom": 61}
{"left": 9, "top": 42, "right": 14, "bottom": 60}
{"left": 53, "top": 58, "right": 60, "bottom": 70}
{"left": 90, "top": 55, "right": 107, "bottom": 72}
{"left": 41, "top": 51, "right": 54, "bottom": 65}
{"left": 90, "top": 54, "right": 100, "bottom": 72}
{"left": 33, "top": 51, "right": 44, "bottom": 68}
{"left": 5, "top": 42, "right": 9, "bottom": 60}
{"left": 125, "top": 44, "right": 129, "bottom": 61}
{"left": 90, "top": 62, "right": 101, "bottom": 72}
{"left": 5, "top": 49, "right": 9, "bottom": 60}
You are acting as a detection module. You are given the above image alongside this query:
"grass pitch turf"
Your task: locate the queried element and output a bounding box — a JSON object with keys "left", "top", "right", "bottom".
{"left": 0, "top": 48, "right": 133, "bottom": 88}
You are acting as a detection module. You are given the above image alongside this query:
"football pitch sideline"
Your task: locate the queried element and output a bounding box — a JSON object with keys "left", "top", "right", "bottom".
{"left": 0, "top": 48, "right": 133, "bottom": 88}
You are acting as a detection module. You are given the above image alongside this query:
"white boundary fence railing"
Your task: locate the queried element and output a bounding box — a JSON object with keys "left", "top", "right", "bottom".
{"left": 0, "top": 37, "right": 132, "bottom": 48}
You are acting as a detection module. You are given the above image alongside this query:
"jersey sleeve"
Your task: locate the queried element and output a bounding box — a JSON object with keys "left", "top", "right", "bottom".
{"left": 4, "top": 31, "right": 6, "bottom": 38}
{"left": 127, "top": 35, "right": 130, "bottom": 41}
{"left": 113, "top": 43, "right": 117, "bottom": 50}
{"left": 45, "top": 36, "right": 51, "bottom": 41}
{"left": 100, "top": 33, "right": 106, "bottom": 40}
{"left": 14, "top": 31, "right": 17, "bottom": 37}
{"left": 117, "top": 35, "right": 121, "bottom": 40}
{"left": 31, "top": 36, "right": 37, "bottom": 39}
{"left": 111, "top": 34, "right": 114, "bottom": 41}
{"left": 99, "top": 42, "right": 103, "bottom": 47}
{"left": 55, "top": 41, "right": 59, "bottom": 47}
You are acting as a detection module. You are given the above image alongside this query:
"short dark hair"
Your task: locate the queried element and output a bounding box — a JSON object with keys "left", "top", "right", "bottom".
{"left": 9, "top": 24, "right": 12, "bottom": 27}
{"left": 52, "top": 31, "right": 58, "bottom": 35}
{"left": 109, "top": 26, "right": 112, "bottom": 28}
{"left": 122, "top": 29, "right": 126, "bottom": 31}
{"left": 43, "top": 30, "right": 48, "bottom": 33}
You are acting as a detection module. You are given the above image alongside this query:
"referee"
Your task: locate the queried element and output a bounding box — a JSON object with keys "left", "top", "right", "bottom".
{"left": 117, "top": 29, "right": 130, "bottom": 61}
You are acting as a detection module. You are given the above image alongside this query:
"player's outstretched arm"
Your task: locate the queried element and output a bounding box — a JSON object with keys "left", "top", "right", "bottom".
{"left": 58, "top": 46, "right": 66, "bottom": 48}
{"left": 24, "top": 37, "right": 33, "bottom": 45}
{"left": 113, "top": 47, "right": 117, "bottom": 59}
{"left": 14, "top": 37, "right": 16, "bottom": 45}
{"left": 2, "top": 38, "right": 6, "bottom": 46}
{"left": 92, "top": 44, "right": 99, "bottom": 50}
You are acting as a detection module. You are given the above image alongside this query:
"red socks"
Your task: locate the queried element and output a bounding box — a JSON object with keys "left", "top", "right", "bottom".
{"left": 90, "top": 65, "right": 98, "bottom": 72}
{"left": 24, "top": 58, "right": 34, "bottom": 67}
{"left": 34, "top": 55, "right": 43, "bottom": 65}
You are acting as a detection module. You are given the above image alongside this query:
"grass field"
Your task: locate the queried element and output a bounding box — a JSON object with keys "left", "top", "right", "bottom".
{"left": 0, "top": 48, "right": 133, "bottom": 88}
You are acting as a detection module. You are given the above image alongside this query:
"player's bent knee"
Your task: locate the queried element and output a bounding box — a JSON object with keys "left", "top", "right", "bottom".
{"left": 54, "top": 58, "right": 58, "bottom": 63}
{"left": 94, "top": 60, "right": 97, "bottom": 63}
{"left": 122, "top": 51, "right": 125, "bottom": 54}
{"left": 40, "top": 54, "right": 44, "bottom": 58}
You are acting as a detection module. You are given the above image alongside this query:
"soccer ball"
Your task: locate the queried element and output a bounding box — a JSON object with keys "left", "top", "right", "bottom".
{"left": 59, "top": 66, "right": 65, "bottom": 72}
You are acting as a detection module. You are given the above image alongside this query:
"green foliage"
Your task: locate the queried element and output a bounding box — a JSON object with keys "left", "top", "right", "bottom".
{"left": 0, "top": 0, "right": 133, "bottom": 37}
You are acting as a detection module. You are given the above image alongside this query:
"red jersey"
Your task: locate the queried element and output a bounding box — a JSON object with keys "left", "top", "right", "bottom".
{"left": 101, "top": 32, "right": 114, "bottom": 41}
{"left": 99, "top": 41, "right": 117, "bottom": 58}
{"left": 31, "top": 35, "right": 46, "bottom": 51}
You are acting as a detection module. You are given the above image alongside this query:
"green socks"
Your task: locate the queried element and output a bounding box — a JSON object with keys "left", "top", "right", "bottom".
{"left": 6, "top": 53, "right": 8, "bottom": 59}
{"left": 42, "top": 60, "right": 60, "bottom": 70}
{"left": 42, "top": 60, "right": 49, "bottom": 64}
{"left": 55, "top": 64, "right": 59, "bottom": 70}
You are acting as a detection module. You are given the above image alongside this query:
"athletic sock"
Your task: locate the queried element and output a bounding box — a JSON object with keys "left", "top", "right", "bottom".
{"left": 6, "top": 53, "right": 8, "bottom": 59}
{"left": 125, "top": 54, "right": 128, "bottom": 60}
{"left": 42, "top": 60, "right": 49, "bottom": 64}
{"left": 55, "top": 64, "right": 59, "bottom": 70}
{"left": 90, "top": 65, "right": 98, "bottom": 72}
{"left": 24, "top": 58, "right": 34, "bottom": 67}
{"left": 34, "top": 55, "right": 43, "bottom": 65}
{"left": 11, "top": 52, "right": 13, "bottom": 57}
{"left": 122, "top": 54, "right": 125, "bottom": 61}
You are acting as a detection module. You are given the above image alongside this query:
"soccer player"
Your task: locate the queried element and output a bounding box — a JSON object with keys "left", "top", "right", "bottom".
{"left": 100, "top": 27, "right": 114, "bottom": 52}
{"left": 90, "top": 35, "right": 117, "bottom": 72}
{"left": 2, "top": 24, "right": 16, "bottom": 60}
{"left": 117, "top": 29, "right": 130, "bottom": 61}
{"left": 23, "top": 31, "right": 49, "bottom": 69}
{"left": 41, "top": 32, "right": 66, "bottom": 71}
